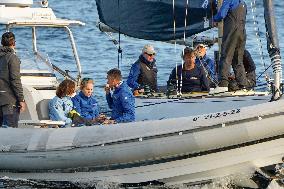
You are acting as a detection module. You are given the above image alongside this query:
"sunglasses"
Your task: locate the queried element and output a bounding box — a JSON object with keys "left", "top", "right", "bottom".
{"left": 82, "top": 78, "right": 93, "bottom": 81}
{"left": 145, "top": 52, "right": 156, "bottom": 57}
{"left": 196, "top": 46, "right": 205, "bottom": 49}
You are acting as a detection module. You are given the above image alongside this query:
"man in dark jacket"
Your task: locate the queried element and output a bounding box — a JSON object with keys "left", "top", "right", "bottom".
{"left": 210, "top": 0, "right": 247, "bottom": 94}
{"left": 105, "top": 68, "right": 135, "bottom": 124}
{"left": 0, "top": 32, "right": 26, "bottom": 128}
{"left": 127, "top": 44, "right": 158, "bottom": 93}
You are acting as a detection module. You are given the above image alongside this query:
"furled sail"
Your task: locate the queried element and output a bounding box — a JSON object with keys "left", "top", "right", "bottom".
{"left": 95, "top": 0, "right": 217, "bottom": 41}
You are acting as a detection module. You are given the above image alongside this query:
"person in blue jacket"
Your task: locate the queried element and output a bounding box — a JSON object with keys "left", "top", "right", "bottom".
{"left": 210, "top": 0, "right": 247, "bottom": 94}
{"left": 49, "top": 79, "right": 97, "bottom": 127}
{"left": 167, "top": 47, "right": 209, "bottom": 93}
{"left": 49, "top": 79, "right": 76, "bottom": 127}
{"left": 72, "top": 78, "right": 104, "bottom": 123}
{"left": 195, "top": 43, "right": 217, "bottom": 88}
{"left": 104, "top": 68, "right": 135, "bottom": 124}
{"left": 127, "top": 44, "right": 158, "bottom": 93}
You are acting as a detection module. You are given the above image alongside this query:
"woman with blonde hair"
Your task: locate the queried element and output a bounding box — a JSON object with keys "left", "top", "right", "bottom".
{"left": 72, "top": 78, "right": 105, "bottom": 123}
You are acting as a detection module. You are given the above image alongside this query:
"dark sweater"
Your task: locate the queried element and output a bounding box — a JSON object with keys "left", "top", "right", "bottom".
{"left": 168, "top": 65, "right": 210, "bottom": 92}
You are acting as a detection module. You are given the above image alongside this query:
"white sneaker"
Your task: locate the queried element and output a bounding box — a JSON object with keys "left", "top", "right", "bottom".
{"left": 209, "top": 87, "right": 228, "bottom": 95}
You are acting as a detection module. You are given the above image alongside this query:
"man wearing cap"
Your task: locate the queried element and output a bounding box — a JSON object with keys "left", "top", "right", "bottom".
{"left": 211, "top": 0, "right": 247, "bottom": 94}
{"left": 127, "top": 44, "right": 158, "bottom": 94}
{"left": 0, "top": 31, "right": 26, "bottom": 128}
{"left": 195, "top": 44, "right": 217, "bottom": 88}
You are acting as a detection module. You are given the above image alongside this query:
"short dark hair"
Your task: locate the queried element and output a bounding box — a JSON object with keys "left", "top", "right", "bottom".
{"left": 1, "top": 32, "right": 15, "bottom": 47}
{"left": 182, "top": 47, "right": 195, "bottom": 59}
{"left": 56, "top": 79, "right": 76, "bottom": 98}
{"left": 107, "top": 68, "right": 122, "bottom": 80}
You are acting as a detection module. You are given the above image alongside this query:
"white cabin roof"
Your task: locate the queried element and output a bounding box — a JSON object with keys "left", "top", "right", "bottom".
{"left": 0, "top": 0, "right": 33, "bottom": 7}
{"left": 0, "top": 5, "right": 85, "bottom": 27}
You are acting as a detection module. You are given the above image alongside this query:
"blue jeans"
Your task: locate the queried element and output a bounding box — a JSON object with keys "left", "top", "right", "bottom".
{"left": 0, "top": 104, "right": 20, "bottom": 128}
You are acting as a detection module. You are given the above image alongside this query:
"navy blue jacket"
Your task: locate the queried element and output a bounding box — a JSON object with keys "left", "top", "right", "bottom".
{"left": 106, "top": 82, "right": 135, "bottom": 123}
{"left": 214, "top": 0, "right": 244, "bottom": 22}
{"left": 168, "top": 65, "right": 210, "bottom": 92}
{"left": 72, "top": 91, "right": 100, "bottom": 119}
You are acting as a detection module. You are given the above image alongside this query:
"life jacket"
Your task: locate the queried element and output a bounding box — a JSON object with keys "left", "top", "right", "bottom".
{"left": 137, "top": 61, "right": 158, "bottom": 92}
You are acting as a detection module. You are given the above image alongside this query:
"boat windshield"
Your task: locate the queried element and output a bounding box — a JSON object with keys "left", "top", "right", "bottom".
{"left": 17, "top": 49, "right": 54, "bottom": 73}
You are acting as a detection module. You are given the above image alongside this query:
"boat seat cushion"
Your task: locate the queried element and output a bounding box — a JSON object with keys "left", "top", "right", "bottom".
{"left": 36, "top": 99, "right": 50, "bottom": 120}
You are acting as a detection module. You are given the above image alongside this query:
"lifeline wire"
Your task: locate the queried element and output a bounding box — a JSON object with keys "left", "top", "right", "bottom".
{"left": 250, "top": 0, "right": 269, "bottom": 82}
{"left": 172, "top": 0, "right": 179, "bottom": 96}
{"left": 179, "top": 0, "right": 190, "bottom": 96}
{"left": 117, "top": 0, "right": 122, "bottom": 69}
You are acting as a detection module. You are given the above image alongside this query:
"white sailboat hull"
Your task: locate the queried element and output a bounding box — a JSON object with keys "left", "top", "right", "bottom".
{"left": 2, "top": 138, "right": 282, "bottom": 186}
{"left": 1, "top": 98, "right": 284, "bottom": 185}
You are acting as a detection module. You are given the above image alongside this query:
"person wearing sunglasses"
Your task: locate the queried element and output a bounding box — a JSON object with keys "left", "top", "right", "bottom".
{"left": 195, "top": 43, "right": 217, "bottom": 88}
{"left": 127, "top": 44, "right": 158, "bottom": 94}
{"left": 72, "top": 78, "right": 105, "bottom": 124}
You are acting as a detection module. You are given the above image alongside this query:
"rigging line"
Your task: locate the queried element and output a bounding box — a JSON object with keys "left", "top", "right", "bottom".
{"left": 117, "top": 0, "right": 122, "bottom": 69}
{"left": 104, "top": 31, "right": 119, "bottom": 48}
{"left": 179, "top": 0, "right": 190, "bottom": 96}
{"left": 183, "top": 0, "right": 189, "bottom": 43}
{"left": 172, "top": 0, "right": 179, "bottom": 96}
{"left": 197, "top": 57, "right": 219, "bottom": 86}
{"left": 101, "top": 31, "right": 133, "bottom": 67}
{"left": 256, "top": 60, "right": 275, "bottom": 81}
{"left": 250, "top": 0, "right": 269, "bottom": 81}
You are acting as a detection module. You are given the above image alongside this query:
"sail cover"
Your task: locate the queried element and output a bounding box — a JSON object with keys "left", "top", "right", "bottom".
{"left": 95, "top": 0, "right": 217, "bottom": 41}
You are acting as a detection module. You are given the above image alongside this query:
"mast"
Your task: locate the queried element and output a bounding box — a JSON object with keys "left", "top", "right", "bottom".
{"left": 263, "top": 0, "right": 282, "bottom": 100}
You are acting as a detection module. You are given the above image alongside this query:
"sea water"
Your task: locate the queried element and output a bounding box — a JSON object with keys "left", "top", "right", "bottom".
{"left": 0, "top": 0, "right": 284, "bottom": 188}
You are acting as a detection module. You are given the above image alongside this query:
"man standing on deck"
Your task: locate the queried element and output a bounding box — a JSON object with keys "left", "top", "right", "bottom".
{"left": 210, "top": 0, "right": 247, "bottom": 94}
{"left": 0, "top": 32, "right": 26, "bottom": 128}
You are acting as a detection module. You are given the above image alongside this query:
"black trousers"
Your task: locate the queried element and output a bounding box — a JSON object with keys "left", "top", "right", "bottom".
{"left": 0, "top": 104, "right": 20, "bottom": 128}
{"left": 219, "top": 2, "right": 247, "bottom": 88}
